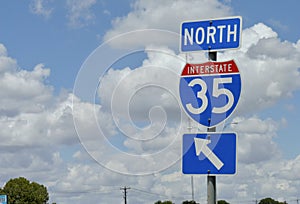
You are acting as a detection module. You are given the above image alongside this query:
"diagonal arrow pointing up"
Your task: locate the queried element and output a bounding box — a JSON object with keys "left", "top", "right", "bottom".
{"left": 194, "top": 137, "right": 224, "bottom": 170}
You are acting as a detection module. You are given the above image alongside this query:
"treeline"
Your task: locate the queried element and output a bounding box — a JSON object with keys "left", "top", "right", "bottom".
{"left": 155, "top": 197, "right": 288, "bottom": 204}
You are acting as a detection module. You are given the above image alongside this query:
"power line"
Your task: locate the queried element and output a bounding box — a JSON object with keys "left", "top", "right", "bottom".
{"left": 50, "top": 186, "right": 121, "bottom": 195}
{"left": 131, "top": 187, "right": 169, "bottom": 199}
{"left": 131, "top": 187, "right": 187, "bottom": 201}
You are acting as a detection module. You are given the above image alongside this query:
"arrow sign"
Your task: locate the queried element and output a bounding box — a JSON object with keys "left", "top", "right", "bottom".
{"left": 194, "top": 137, "right": 224, "bottom": 170}
{"left": 182, "top": 133, "right": 237, "bottom": 175}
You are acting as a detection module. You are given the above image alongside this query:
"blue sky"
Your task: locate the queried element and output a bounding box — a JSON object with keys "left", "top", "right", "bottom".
{"left": 1, "top": 0, "right": 298, "bottom": 158}
{"left": 0, "top": 0, "right": 132, "bottom": 90}
{"left": 1, "top": 0, "right": 299, "bottom": 91}
{"left": 231, "top": 0, "right": 300, "bottom": 42}
{"left": 1, "top": 1, "right": 300, "bottom": 204}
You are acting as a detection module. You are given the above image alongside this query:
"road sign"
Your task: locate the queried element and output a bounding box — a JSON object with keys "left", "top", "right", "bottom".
{"left": 181, "top": 16, "right": 242, "bottom": 52}
{"left": 179, "top": 60, "right": 241, "bottom": 127}
{"left": 182, "top": 133, "right": 237, "bottom": 175}
{"left": 0, "top": 195, "right": 7, "bottom": 204}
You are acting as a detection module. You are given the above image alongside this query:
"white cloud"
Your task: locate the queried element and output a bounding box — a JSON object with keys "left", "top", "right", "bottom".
{"left": 232, "top": 116, "right": 280, "bottom": 164}
{"left": 66, "top": 0, "right": 97, "bottom": 28}
{"left": 0, "top": 44, "right": 108, "bottom": 203}
{"left": 1, "top": 0, "right": 300, "bottom": 203}
{"left": 29, "top": 0, "right": 53, "bottom": 18}
{"left": 88, "top": 19, "right": 300, "bottom": 176}
{"left": 0, "top": 44, "right": 8, "bottom": 56}
{"left": 0, "top": 45, "right": 296, "bottom": 204}
{"left": 103, "top": 0, "right": 232, "bottom": 48}
{"left": 0, "top": 44, "right": 17, "bottom": 74}
{"left": 73, "top": 14, "right": 300, "bottom": 202}
{"left": 0, "top": 47, "right": 53, "bottom": 116}
{"left": 280, "top": 155, "right": 300, "bottom": 180}
{"left": 79, "top": 47, "right": 185, "bottom": 175}
{"left": 218, "top": 23, "right": 300, "bottom": 115}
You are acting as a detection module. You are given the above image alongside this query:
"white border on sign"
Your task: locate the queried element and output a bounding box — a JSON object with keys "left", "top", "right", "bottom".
{"left": 181, "top": 132, "right": 238, "bottom": 176}
{"left": 179, "top": 16, "right": 243, "bottom": 53}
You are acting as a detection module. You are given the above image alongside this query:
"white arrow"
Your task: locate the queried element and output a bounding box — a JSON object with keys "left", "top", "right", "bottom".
{"left": 194, "top": 137, "right": 224, "bottom": 170}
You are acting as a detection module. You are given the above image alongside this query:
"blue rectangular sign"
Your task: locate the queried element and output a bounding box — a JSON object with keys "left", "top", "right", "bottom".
{"left": 181, "top": 16, "right": 242, "bottom": 52}
{"left": 0, "top": 195, "right": 7, "bottom": 204}
{"left": 182, "top": 133, "right": 237, "bottom": 175}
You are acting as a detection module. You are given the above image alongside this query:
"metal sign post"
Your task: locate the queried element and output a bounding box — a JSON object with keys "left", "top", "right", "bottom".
{"left": 207, "top": 51, "right": 217, "bottom": 204}
{"left": 180, "top": 16, "right": 242, "bottom": 204}
{"left": 207, "top": 123, "right": 217, "bottom": 204}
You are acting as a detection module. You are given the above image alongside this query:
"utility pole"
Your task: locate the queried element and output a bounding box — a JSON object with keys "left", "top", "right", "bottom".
{"left": 207, "top": 49, "right": 217, "bottom": 204}
{"left": 120, "top": 186, "right": 130, "bottom": 204}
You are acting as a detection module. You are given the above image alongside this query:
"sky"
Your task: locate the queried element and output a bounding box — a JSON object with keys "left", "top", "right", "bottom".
{"left": 0, "top": 0, "right": 300, "bottom": 204}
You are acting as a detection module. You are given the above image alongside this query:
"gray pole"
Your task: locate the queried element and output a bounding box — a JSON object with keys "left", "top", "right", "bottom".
{"left": 191, "top": 176, "right": 195, "bottom": 201}
{"left": 120, "top": 186, "right": 130, "bottom": 204}
{"left": 186, "top": 53, "right": 195, "bottom": 203}
{"left": 189, "top": 117, "right": 195, "bottom": 201}
{"left": 207, "top": 125, "right": 216, "bottom": 204}
{"left": 207, "top": 50, "right": 217, "bottom": 204}
{"left": 189, "top": 118, "right": 195, "bottom": 202}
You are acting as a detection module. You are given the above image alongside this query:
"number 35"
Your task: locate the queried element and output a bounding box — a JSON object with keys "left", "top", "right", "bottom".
{"left": 186, "top": 77, "right": 234, "bottom": 114}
